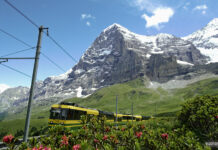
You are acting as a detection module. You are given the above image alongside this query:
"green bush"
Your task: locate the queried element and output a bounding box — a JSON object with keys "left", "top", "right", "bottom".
{"left": 178, "top": 95, "right": 218, "bottom": 141}
{"left": 2, "top": 115, "right": 209, "bottom": 150}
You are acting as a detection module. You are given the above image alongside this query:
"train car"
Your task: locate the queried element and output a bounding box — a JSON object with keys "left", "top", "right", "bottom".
{"left": 49, "top": 102, "right": 99, "bottom": 128}
{"left": 48, "top": 102, "right": 148, "bottom": 128}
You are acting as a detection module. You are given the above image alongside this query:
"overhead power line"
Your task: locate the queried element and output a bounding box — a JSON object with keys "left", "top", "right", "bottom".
{"left": 0, "top": 28, "right": 32, "bottom": 47}
{"left": 1, "top": 64, "right": 31, "bottom": 78}
{"left": 4, "top": 0, "right": 39, "bottom": 28}
{"left": 41, "top": 52, "right": 65, "bottom": 72}
{"left": 47, "top": 35, "right": 78, "bottom": 63}
{"left": 4, "top": 0, "right": 78, "bottom": 63}
{"left": 0, "top": 28, "right": 66, "bottom": 73}
{"left": 0, "top": 47, "right": 36, "bottom": 57}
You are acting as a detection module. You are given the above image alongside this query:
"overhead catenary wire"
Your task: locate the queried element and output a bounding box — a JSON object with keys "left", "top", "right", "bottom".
{"left": 41, "top": 52, "right": 65, "bottom": 72}
{"left": 46, "top": 35, "right": 78, "bottom": 63}
{"left": 4, "top": 0, "right": 78, "bottom": 63}
{"left": 4, "top": 0, "right": 39, "bottom": 28}
{"left": 0, "top": 27, "right": 66, "bottom": 73}
{"left": 0, "top": 63, "right": 31, "bottom": 78}
{"left": 0, "top": 47, "right": 36, "bottom": 57}
{"left": 0, "top": 28, "right": 33, "bottom": 48}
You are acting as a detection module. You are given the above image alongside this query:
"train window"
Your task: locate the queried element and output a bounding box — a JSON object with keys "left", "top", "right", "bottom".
{"left": 114, "top": 117, "right": 122, "bottom": 122}
{"left": 106, "top": 114, "right": 114, "bottom": 120}
{"left": 67, "top": 109, "right": 74, "bottom": 120}
{"left": 61, "top": 109, "right": 68, "bottom": 120}
{"left": 50, "top": 108, "right": 61, "bottom": 119}
{"left": 73, "top": 110, "right": 86, "bottom": 120}
{"left": 136, "top": 118, "right": 141, "bottom": 121}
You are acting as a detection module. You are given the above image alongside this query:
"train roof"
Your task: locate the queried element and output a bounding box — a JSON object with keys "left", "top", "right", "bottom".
{"left": 51, "top": 103, "right": 99, "bottom": 115}
{"left": 51, "top": 102, "right": 143, "bottom": 117}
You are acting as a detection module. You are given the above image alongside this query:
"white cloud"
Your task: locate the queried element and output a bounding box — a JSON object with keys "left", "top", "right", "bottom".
{"left": 128, "top": 0, "right": 174, "bottom": 30}
{"left": 81, "top": 14, "right": 95, "bottom": 20}
{"left": 141, "top": 7, "right": 174, "bottom": 29}
{"left": 194, "top": 5, "right": 207, "bottom": 11}
{"left": 86, "top": 21, "right": 91, "bottom": 26}
{"left": 193, "top": 4, "right": 208, "bottom": 14}
{"left": 81, "top": 13, "right": 95, "bottom": 26}
{"left": 130, "top": 0, "right": 157, "bottom": 12}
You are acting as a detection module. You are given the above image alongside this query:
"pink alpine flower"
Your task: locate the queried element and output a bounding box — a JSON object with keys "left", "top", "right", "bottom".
{"left": 60, "top": 135, "right": 69, "bottom": 146}
{"left": 161, "top": 133, "right": 169, "bottom": 140}
{"left": 94, "top": 139, "right": 99, "bottom": 143}
{"left": 73, "top": 144, "right": 81, "bottom": 150}
{"left": 32, "top": 148, "right": 38, "bottom": 150}
{"left": 103, "top": 135, "right": 108, "bottom": 141}
{"left": 135, "top": 132, "right": 143, "bottom": 138}
{"left": 43, "top": 147, "right": 51, "bottom": 150}
{"left": 2, "top": 134, "right": 14, "bottom": 144}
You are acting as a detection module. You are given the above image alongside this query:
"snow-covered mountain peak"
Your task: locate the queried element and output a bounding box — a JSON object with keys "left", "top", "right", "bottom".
{"left": 207, "top": 18, "right": 218, "bottom": 27}
{"left": 103, "top": 23, "right": 129, "bottom": 33}
{"left": 0, "top": 84, "right": 10, "bottom": 94}
{"left": 183, "top": 18, "right": 218, "bottom": 63}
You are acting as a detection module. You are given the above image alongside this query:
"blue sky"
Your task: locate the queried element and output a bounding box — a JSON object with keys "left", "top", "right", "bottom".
{"left": 0, "top": 0, "right": 218, "bottom": 87}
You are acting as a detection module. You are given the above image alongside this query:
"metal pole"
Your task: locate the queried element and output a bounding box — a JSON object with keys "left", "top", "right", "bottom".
{"left": 132, "top": 102, "right": 133, "bottom": 124}
{"left": 155, "top": 102, "right": 157, "bottom": 117}
{"left": 23, "top": 26, "right": 43, "bottom": 142}
{"left": 116, "top": 95, "right": 118, "bottom": 127}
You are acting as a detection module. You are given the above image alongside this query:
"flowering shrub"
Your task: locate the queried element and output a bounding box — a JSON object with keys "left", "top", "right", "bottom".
{"left": 4, "top": 114, "right": 212, "bottom": 149}
{"left": 178, "top": 95, "right": 218, "bottom": 141}
{"left": 31, "top": 145, "right": 51, "bottom": 150}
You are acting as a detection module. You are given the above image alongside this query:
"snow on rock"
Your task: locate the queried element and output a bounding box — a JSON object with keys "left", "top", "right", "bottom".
{"left": 76, "top": 86, "right": 83, "bottom": 97}
{"left": 177, "top": 60, "right": 194, "bottom": 66}
{"left": 0, "top": 84, "right": 10, "bottom": 94}
{"left": 50, "top": 69, "right": 73, "bottom": 80}
{"left": 75, "top": 69, "right": 85, "bottom": 75}
{"left": 183, "top": 18, "right": 218, "bottom": 63}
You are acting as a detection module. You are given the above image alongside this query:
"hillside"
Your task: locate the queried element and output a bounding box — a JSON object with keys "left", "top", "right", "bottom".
{"left": 64, "top": 76, "right": 218, "bottom": 116}
{"left": 0, "top": 76, "right": 218, "bottom": 135}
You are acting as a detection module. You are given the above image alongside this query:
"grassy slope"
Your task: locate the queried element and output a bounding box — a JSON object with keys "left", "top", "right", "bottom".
{"left": 64, "top": 77, "right": 218, "bottom": 116}
{"left": 1, "top": 77, "right": 218, "bottom": 135}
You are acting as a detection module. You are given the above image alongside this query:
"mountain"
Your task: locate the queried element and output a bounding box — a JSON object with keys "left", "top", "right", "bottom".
{"left": 31, "top": 23, "right": 208, "bottom": 100}
{"left": 0, "top": 86, "right": 29, "bottom": 112}
{"left": 1, "top": 19, "right": 218, "bottom": 115}
{"left": 183, "top": 18, "right": 218, "bottom": 63}
{"left": 0, "top": 84, "right": 10, "bottom": 94}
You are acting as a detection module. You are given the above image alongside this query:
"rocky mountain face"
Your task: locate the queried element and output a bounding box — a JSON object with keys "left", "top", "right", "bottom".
{"left": 1, "top": 19, "right": 218, "bottom": 114}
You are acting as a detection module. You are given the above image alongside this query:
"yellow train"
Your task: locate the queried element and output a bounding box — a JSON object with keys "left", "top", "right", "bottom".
{"left": 48, "top": 102, "right": 150, "bottom": 128}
